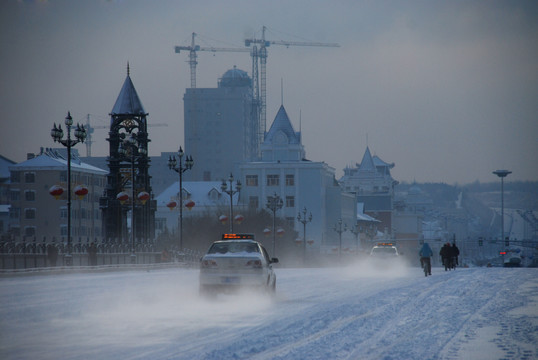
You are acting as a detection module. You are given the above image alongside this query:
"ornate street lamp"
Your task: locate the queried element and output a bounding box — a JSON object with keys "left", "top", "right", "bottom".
{"left": 297, "top": 206, "right": 312, "bottom": 262}
{"left": 221, "top": 173, "right": 241, "bottom": 233}
{"left": 168, "top": 147, "right": 193, "bottom": 251}
{"left": 493, "top": 169, "right": 511, "bottom": 250}
{"left": 50, "top": 112, "right": 86, "bottom": 266}
{"left": 266, "top": 193, "right": 283, "bottom": 256}
{"left": 119, "top": 133, "right": 147, "bottom": 263}
{"left": 333, "top": 218, "right": 347, "bottom": 259}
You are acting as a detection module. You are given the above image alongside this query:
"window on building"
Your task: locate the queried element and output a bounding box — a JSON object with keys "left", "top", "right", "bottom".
{"left": 24, "top": 208, "right": 36, "bottom": 219}
{"left": 60, "top": 225, "right": 67, "bottom": 237}
{"left": 246, "top": 175, "right": 258, "bottom": 186}
{"left": 9, "top": 207, "right": 20, "bottom": 219}
{"left": 285, "top": 174, "right": 295, "bottom": 186}
{"left": 249, "top": 196, "right": 259, "bottom": 209}
{"left": 24, "top": 227, "right": 36, "bottom": 237}
{"left": 60, "top": 207, "right": 68, "bottom": 219}
{"left": 286, "top": 196, "right": 295, "bottom": 208}
{"left": 11, "top": 226, "right": 20, "bottom": 236}
{"left": 25, "top": 190, "right": 35, "bottom": 201}
{"left": 266, "top": 174, "right": 279, "bottom": 186}
{"left": 10, "top": 190, "right": 20, "bottom": 201}
{"left": 10, "top": 172, "right": 20, "bottom": 183}
{"left": 24, "top": 172, "right": 35, "bottom": 183}
{"left": 60, "top": 171, "right": 67, "bottom": 182}
{"left": 209, "top": 189, "right": 219, "bottom": 201}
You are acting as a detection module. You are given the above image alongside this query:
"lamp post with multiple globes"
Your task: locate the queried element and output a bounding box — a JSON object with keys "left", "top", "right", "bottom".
{"left": 221, "top": 173, "right": 241, "bottom": 233}
{"left": 168, "top": 147, "right": 193, "bottom": 251}
{"left": 51, "top": 112, "right": 86, "bottom": 265}
{"left": 297, "top": 206, "right": 312, "bottom": 262}
{"left": 266, "top": 193, "right": 283, "bottom": 256}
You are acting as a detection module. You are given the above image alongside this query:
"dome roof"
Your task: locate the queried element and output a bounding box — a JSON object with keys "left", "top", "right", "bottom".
{"left": 219, "top": 66, "right": 251, "bottom": 87}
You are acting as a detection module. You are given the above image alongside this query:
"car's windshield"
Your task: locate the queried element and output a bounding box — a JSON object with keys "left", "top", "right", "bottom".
{"left": 208, "top": 242, "right": 259, "bottom": 254}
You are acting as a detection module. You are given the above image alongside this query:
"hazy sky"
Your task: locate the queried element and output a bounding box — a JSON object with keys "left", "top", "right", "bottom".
{"left": 1, "top": 0, "right": 537, "bottom": 185}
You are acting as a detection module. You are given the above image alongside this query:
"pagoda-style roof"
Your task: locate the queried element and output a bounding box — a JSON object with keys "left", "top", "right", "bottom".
{"left": 358, "top": 146, "right": 376, "bottom": 172}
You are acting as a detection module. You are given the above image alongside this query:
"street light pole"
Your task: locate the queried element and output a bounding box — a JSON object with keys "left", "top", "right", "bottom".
{"left": 297, "top": 206, "right": 312, "bottom": 263}
{"left": 119, "top": 133, "right": 147, "bottom": 263}
{"left": 221, "top": 173, "right": 241, "bottom": 233}
{"left": 493, "top": 170, "right": 511, "bottom": 254}
{"left": 51, "top": 112, "right": 86, "bottom": 266}
{"left": 350, "top": 225, "right": 360, "bottom": 255}
{"left": 266, "top": 193, "right": 283, "bottom": 256}
{"left": 168, "top": 147, "right": 193, "bottom": 251}
{"left": 333, "top": 218, "right": 347, "bottom": 259}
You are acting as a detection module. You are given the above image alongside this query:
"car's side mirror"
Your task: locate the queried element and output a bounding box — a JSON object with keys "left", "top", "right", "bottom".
{"left": 271, "top": 258, "right": 279, "bottom": 264}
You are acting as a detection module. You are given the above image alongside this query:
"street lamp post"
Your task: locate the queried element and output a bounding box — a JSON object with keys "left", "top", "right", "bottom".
{"left": 51, "top": 112, "right": 86, "bottom": 266}
{"left": 266, "top": 193, "right": 283, "bottom": 256}
{"left": 119, "top": 133, "right": 147, "bottom": 263}
{"left": 297, "top": 206, "right": 312, "bottom": 262}
{"left": 350, "top": 225, "right": 360, "bottom": 255}
{"left": 493, "top": 170, "right": 511, "bottom": 256}
{"left": 221, "top": 173, "right": 241, "bottom": 233}
{"left": 168, "top": 147, "right": 193, "bottom": 251}
{"left": 333, "top": 218, "right": 347, "bottom": 259}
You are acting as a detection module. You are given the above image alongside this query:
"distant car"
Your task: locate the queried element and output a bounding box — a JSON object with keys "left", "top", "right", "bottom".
{"left": 369, "top": 243, "right": 400, "bottom": 258}
{"left": 199, "top": 234, "right": 278, "bottom": 296}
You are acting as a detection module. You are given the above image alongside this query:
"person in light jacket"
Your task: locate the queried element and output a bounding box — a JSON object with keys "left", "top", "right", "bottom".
{"left": 419, "top": 242, "right": 433, "bottom": 275}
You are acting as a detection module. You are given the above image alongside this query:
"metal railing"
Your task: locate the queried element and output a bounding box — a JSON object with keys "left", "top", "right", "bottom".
{"left": 0, "top": 238, "right": 202, "bottom": 270}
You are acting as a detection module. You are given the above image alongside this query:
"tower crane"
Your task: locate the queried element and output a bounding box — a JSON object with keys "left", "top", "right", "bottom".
{"left": 174, "top": 32, "right": 250, "bottom": 88}
{"left": 244, "top": 26, "right": 340, "bottom": 146}
{"left": 84, "top": 114, "right": 168, "bottom": 157}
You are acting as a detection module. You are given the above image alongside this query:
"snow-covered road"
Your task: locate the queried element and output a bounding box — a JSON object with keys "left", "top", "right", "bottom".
{"left": 1, "top": 264, "right": 537, "bottom": 360}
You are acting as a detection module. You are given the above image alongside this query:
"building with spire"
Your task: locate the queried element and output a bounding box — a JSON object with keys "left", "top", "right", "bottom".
{"left": 339, "top": 147, "right": 397, "bottom": 237}
{"left": 99, "top": 65, "right": 156, "bottom": 243}
{"left": 183, "top": 67, "right": 257, "bottom": 181}
{"left": 239, "top": 106, "right": 356, "bottom": 256}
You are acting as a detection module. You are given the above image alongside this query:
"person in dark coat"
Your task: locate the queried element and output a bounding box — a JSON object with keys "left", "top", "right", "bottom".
{"left": 88, "top": 242, "right": 98, "bottom": 266}
{"left": 440, "top": 243, "right": 452, "bottom": 271}
{"left": 451, "top": 243, "right": 460, "bottom": 267}
{"left": 47, "top": 243, "right": 58, "bottom": 267}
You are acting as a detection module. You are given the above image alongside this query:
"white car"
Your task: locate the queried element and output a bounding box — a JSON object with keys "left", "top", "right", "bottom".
{"left": 369, "top": 243, "right": 400, "bottom": 258}
{"left": 199, "top": 235, "right": 278, "bottom": 296}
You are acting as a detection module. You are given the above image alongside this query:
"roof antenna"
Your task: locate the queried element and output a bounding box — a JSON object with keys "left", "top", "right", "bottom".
{"left": 127, "top": 62, "right": 130, "bottom": 76}
{"left": 299, "top": 109, "right": 302, "bottom": 142}
{"left": 366, "top": 133, "right": 369, "bottom": 147}
{"left": 281, "top": 78, "right": 283, "bottom": 106}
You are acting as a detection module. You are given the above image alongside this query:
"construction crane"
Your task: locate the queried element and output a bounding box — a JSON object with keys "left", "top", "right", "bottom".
{"left": 244, "top": 26, "right": 340, "bottom": 147}
{"left": 174, "top": 32, "right": 250, "bottom": 88}
{"left": 84, "top": 114, "right": 168, "bottom": 157}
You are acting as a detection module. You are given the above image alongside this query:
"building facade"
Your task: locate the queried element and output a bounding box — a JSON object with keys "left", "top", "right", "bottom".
{"left": 183, "top": 67, "right": 258, "bottom": 181}
{"left": 8, "top": 149, "right": 107, "bottom": 243}
{"left": 239, "top": 106, "right": 356, "bottom": 252}
{"left": 340, "top": 147, "right": 397, "bottom": 237}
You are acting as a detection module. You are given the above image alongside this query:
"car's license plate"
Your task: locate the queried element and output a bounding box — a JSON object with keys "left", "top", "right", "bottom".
{"left": 222, "top": 276, "right": 239, "bottom": 284}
